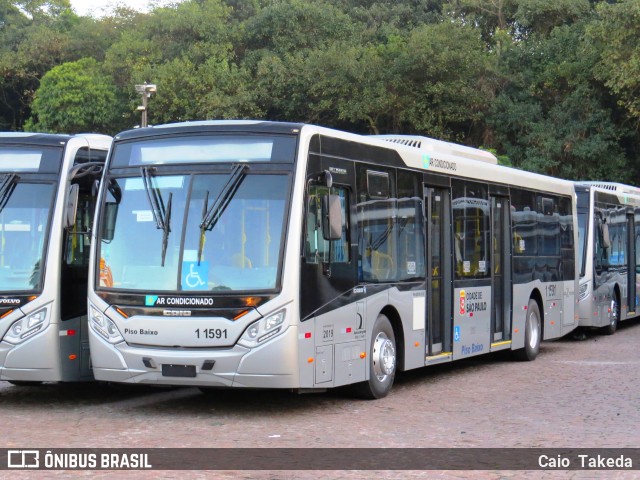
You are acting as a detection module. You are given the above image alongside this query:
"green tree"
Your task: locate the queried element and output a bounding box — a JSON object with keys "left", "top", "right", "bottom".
{"left": 302, "top": 41, "right": 402, "bottom": 132}
{"left": 253, "top": 18, "right": 494, "bottom": 141}
{"left": 243, "top": 0, "right": 357, "bottom": 55}
{"left": 445, "top": 0, "right": 590, "bottom": 41}
{"left": 512, "top": 0, "right": 590, "bottom": 36}
{"left": 489, "top": 21, "right": 630, "bottom": 181}
{"left": 588, "top": 0, "right": 640, "bottom": 125}
{"left": 25, "top": 57, "right": 125, "bottom": 133}
{"left": 136, "top": 55, "right": 262, "bottom": 125}
{"left": 393, "top": 21, "right": 495, "bottom": 140}
{"left": 103, "top": 0, "right": 232, "bottom": 89}
{"left": 0, "top": 0, "right": 31, "bottom": 129}
{"left": 0, "top": 0, "right": 111, "bottom": 130}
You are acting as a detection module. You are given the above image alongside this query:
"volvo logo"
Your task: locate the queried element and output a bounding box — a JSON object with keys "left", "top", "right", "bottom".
{"left": 163, "top": 309, "right": 192, "bottom": 317}
{"left": 0, "top": 298, "right": 21, "bottom": 305}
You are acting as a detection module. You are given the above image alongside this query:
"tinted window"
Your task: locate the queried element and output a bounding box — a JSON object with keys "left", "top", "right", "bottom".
{"left": 511, "top": 190, "right": 537, "bottom": 256}
{"left": 452, "top": 180, "right": 489, "bottom": 279}
{"left": 305, "top": 185, "right": 350, "bottom": 265}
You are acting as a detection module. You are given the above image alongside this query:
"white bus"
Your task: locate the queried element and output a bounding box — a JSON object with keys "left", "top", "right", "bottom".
{"left": 0, "top": 133, "right": 111, "bottom": 384}
{"left": 575, "top": 182, "right": 640, "bottom": 334}
{"left": 87, "top": 121, "right": 577, "bottom": 398}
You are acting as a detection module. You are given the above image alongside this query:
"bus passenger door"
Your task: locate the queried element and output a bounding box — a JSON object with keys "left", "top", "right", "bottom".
{"left": 627, "top": 212, "right": 637, "bottom": 315}
{"left": 490, "top": 195, "right": 511, "bottom": 343}
{"left": 60, "top": 147, "right": 106, "bottom": 380}
{"left": 425, "top": 186, "right": 452, "bottom": 356}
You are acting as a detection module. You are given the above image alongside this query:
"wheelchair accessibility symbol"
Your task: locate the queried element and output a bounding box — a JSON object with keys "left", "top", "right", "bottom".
{"left": 182, "top": 261, "right": 209, "bottom": 290}
{"left": 454, "top": 326, "right": 461, "bottom": 342}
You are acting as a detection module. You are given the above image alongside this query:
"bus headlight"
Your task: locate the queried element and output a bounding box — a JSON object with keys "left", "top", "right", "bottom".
{"left": 89, "top": 306, "right": 123, "bottom": 344}
{"left": 579, "top": 282, "right": 589, "bottom": 301}
{"left": 3, "top": 308, "right": 49, "bottom": 345}
{"left": 238, "top": 309, "right": 286, "bottom": 348}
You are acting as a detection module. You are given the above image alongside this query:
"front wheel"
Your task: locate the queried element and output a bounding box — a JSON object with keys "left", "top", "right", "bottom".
{"left": 352, "top": 314, "right": 396, "bottom": 399}
{"left": 514, "top": 299, "right": 541, "bottom": 361}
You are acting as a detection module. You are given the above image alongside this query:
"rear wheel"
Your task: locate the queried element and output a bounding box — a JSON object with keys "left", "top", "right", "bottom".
{"left": 602, "top": 293, "right": 620, "bottom": 335}
{"left": 514, "top": 299, "right": 541, "bottom": 361}
{"left": 352, "top": 314, "right": 396, "bottom": 399}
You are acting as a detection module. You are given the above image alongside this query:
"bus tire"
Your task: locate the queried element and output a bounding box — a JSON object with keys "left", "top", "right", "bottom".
{"left": 602, "top": 294, "right": 620, "bottom": 335}
{"left": 352, "top": 314, "right": 396, "bottom": 399}
{"left": 514, "top": 299, "right": 541, "bottom": 361}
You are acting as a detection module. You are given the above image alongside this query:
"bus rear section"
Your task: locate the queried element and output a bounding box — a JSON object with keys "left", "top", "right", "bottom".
{"left": 88, "top": 121, "right": 578, "bottom": 398}
{"left": 0, "top": 133, "right": 111, "bottom": 383}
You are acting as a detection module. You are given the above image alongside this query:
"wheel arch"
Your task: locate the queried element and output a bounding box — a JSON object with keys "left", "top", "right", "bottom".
{"left": 530, "top": 288, "right": 544, "bottom": 340}
{"left": 379, "top": 305, "right": 405, "bottom": 372}
{"left": 613, "top": 283, "right": 622, "bottom": 307}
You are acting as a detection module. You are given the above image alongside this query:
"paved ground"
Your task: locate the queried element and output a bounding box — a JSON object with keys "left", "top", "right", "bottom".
{"left": 1, "top": 319, "right": 639, "bottom": 479}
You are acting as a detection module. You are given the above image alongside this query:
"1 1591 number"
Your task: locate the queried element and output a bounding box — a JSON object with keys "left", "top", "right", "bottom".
{"left": 195, "top": 328, "right": 228, "bottom": 340}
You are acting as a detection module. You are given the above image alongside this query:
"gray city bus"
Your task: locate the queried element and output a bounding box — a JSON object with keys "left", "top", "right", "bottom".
{"left": 87, "top": 121, "right": 577, "bottom": 398}
{"left": 575, "top": 182, "right": 640, "bottom": 334}
{"left": 0, "top": 133, "right": 111, "bottom": 384}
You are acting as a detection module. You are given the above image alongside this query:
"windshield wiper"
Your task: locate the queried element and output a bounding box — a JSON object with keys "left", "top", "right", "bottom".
{"left": 141, "top": 166, "right": 172, "bottom": 267}
{"left": 197, "top": 163, "right": 248, "bottom": 265}
{"left": 0, "top": 173, "right": 19, "bottom": 215}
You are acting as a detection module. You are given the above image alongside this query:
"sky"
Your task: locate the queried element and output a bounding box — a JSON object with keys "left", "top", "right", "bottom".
{"left": 69, "top": 0, "right": 179, "bottom": 17}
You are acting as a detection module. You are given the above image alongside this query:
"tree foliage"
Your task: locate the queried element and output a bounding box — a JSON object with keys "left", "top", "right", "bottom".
{"left": 25, "top": 57, "right": 125, "bottom": 133}
{"left": 489, "top": 20, "right": 632, "bottom": 181}
{"left": 588, "top": 0, "right": 640, "bottom": 125}
{"left": 0, "top": 0, "right": 637, "bottom": 182}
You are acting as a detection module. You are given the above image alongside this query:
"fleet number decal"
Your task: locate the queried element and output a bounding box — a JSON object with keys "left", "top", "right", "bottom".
{"left": 545, "top": 284, "right": 557, "bottom": 298}
{"left": 195, "top": 328, "right": 228, "bottom": 340}
{"left": 322, "top": 325, "right": 334, "bottom": 342}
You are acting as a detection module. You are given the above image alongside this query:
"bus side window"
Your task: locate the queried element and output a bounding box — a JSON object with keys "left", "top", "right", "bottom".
{"left": 594, "top": 213, "right": 608, "bottom": 269}
{"left": 635, "top": 209, "right": 640, "bottom": 273}
{"left": 304, "top": 185, "right": 350, "bottom": 265}
{"left": 452, "top": 181, "right": 489, "bottom": 278}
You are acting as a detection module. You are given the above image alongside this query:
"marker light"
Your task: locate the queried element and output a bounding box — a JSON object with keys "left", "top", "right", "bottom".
{"left": 89, "top": 305, "right": 124, "bottom": 344}
{"left": 3, "top": 308, "right": 49, "bottom": 345}
{"left": 238, "top": 309, "right": 286, "bottom": 348}
{"left": 233, "top": 309, "right": 249, "bottom": 321}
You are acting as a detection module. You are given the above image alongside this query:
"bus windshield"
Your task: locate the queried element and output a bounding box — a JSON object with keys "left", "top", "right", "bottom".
{"left": 98, "top": 172, "right": 289, "bottom": 292}
{"left": 0, "top": 181, "right": 56, "bottom": 291}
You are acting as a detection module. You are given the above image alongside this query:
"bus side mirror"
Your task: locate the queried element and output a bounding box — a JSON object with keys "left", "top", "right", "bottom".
{"left": 322, "top": 194, "right": 342, "bottom": 241}
{"left": 601, "top": 222, "right": 611, "bottom": 249}
{"left": 64, "top": 184, "right": 79, "bottom": 229}
{"left": 322, "top": 170, "right": 333, "bottom": 188}
{"left": 102, "top": 202, "right": 119, "bottom": 242}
